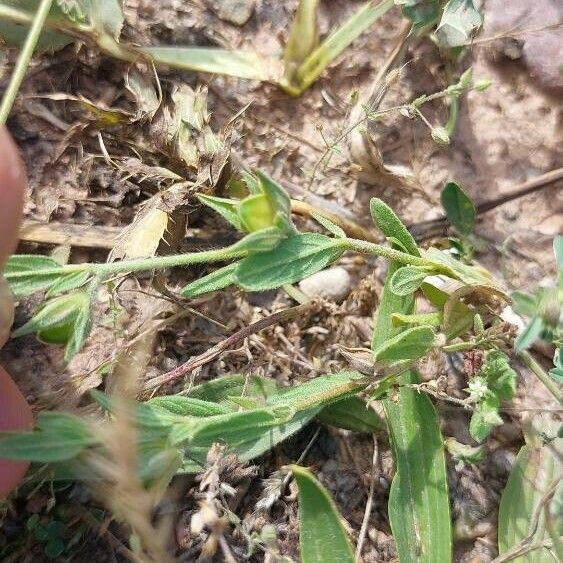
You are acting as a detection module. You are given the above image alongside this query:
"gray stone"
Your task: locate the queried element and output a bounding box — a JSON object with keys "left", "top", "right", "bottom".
{"left": 298, "top": 267, "right": 351, "bottom": 303}
{"left": 213, "top": 0, "right": 255, "bottom": 26}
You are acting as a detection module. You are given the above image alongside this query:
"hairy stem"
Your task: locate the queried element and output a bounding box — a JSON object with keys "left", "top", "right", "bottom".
{"left": 0, "top": 0, "right": 55, "bottom": 124}
{"left": 342, "top": 238, "right": 445, "bottom": 271}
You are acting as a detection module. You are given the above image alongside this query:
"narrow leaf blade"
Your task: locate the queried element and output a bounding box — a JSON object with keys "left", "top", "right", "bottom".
{"left": 292, "top": 465, "right": 355, "bottom": 563}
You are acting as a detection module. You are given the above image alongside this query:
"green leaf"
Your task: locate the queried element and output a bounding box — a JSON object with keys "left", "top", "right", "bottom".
{"left": 498, "top": 416, "right": 562, "bottom": 562}
{"left": 483, "top": 351, "right": 517, "bottom": 401}
{"left": 4, "top": 254, "right": 65, "bottom": 297}
{"left": 0, "top": 412, "right": 96, "bottom": 462}
{"left": 178, "top": 371, "right": 365, "bottom": 471}
{"left": 390, "top": 266, "right": 431, "bottom": 296}
{"left": 146, "top": 395, "right": 231, "bottom": 417}
{"left": 197, "top": 194, "right": 243, "bottom": 230}
{"left": 373, "top": 325, "right": 436, "bottom": 363}
{"left": 435, "top": 0, "right": 482, "bottom": 48}
{"left": 384, "top": 371, "right": 452, "bottom": 563}
{"left": 310, "top": 210, "right": 346, "bottom": 238}
{"left": 283, "top": 0, "right": 319, "bottom": 86}
{"left": 172, "top": 408, "right": 287, "bottom": 447}
{"left": 515, "top": 316, "right": 544, "bottom": 352}
{"left": 422, "top": 248, "right": 494, "bottom": 286}
{"left": 373, "top": 252, "right": 451, "bottom": 563}
{"left": 266, "top": 371, "right": 365, "bottom": 411}
{"left": 181, "top": 262, "right": 239, "bottom": 298}
{"left": 469, "top": 393, "right": 502, "bottom": 442}
{"left": 45, "top": 270, "right": 91, "bottom": 297}
{"left": 142, "top": 46, "right": 273, "bottom": 81}
{"left": 235, "top": 233, "right": 345, "bottom": 291}
{"left": 63, "top": 294, "right": 93, "bottom": 363}
{"left": 230, "top": 227, "right": 286, "bottom": 254}
{"left": 392, "top": 311, "right": 442, "bottom": 328}
{"left": 397, "top": 0, "right": 440, "bottom": 28}
{"left": 291, "top": 465, "right": 355, "bottom": 563}
{"left": 293, "top": 0, "right": 394, "bottom": 94}
{"left": 89, "top": 0, "right": 124, "bottom": 41}
{"left": 441, "top": 181, "right": 476, "bottom": 236}
{"left": 369, "top": 198, "right": 420, "bottom": 257}
{"left": 12, "top": 291, "right": 90, "bottom": 340}
{"left": 188, "top": 373, "right": 279, "bottom": 404}
{"left": 0, "top": 0, "right": 74, "bottom": 52}
{"left": 444, "top": 438, "right": 485, "bottom": 465}
{"left": 255, "top": 170, "right": 294, "bottom": 233}
{"left": 317, "top": 396, "right": 384, "bottom": 432}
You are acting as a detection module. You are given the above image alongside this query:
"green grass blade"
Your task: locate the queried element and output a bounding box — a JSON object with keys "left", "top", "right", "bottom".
{"left": 498, "top": 416, "right": 562, "bottom": 562}
{"left": 373, "top": 247, "right": 452, "bottom": 562}
{"left": 384, "top": 371, "right": 452, "bottom": 563}
{"left": 283, "top": 0, "right": 319, "bottom": 87}
{"left": 142, "top": 46, "right": 275, "bottom": 81}
{"left": 292, "top": 465, "right": 355, "bottom": 563}
{"left": 294, "top": 0, "right": 394, "bottom": 93}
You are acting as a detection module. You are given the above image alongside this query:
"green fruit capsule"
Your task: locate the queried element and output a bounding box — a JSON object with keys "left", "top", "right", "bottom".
{"left": 238, "top": 194, "right": 276, "bottom": 232}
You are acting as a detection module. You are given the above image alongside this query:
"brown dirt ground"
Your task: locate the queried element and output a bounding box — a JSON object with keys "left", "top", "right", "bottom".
{"left": 0, "top": 1, "right": 561, "bottom": 561}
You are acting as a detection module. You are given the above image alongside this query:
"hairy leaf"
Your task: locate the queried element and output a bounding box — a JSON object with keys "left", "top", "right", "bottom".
{"left": 235, "top": 233, "right": 345, "bottom": 291}
{"left": 373, "top": 325, "right": 436, "bottom": 363}
{"left": 188, "top": 373, "right": 279, "bottom": 405}
{"left": 181, "top": 262, "right": 239, "bottom": 298}
{"left": 197, "top": 194, "right": 243, "bottom": 230}
{"left": 4, "top": 254, "right": 65, "bottom": 297}
{"left": 0, "top": 412, "right": 96, "bottom": 462}
{"left": 292, "top": 465, "right": 355, "bottom": 563}
{"left": 390, "top": 266, "right": 431, "bottom": 296}
{"left": 370, "top": 198, "right": 420, "bottom": 257}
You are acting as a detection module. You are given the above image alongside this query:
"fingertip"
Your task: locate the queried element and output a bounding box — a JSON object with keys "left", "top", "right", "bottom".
{"left": 0, "top": 126, "right": 26, "bottom": 267}
{"left": 0, "top": 365, "right": 33, "bottom": 498}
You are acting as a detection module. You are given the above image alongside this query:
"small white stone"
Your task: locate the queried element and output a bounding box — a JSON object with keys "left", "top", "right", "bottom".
{"left": 298, "top": 267, "right": 351, "bottom": 303}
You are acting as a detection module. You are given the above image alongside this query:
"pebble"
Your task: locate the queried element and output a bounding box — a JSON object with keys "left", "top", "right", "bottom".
{"left": 298, "top": 267, "right": 351, "bottom": 303}
{"left": 213, "top": 0, "right": 255, "bottom": 26}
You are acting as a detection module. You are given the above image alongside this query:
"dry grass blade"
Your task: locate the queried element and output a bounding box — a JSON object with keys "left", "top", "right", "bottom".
{"left": 142, "top": 46, "right": 277, "bottom": 82}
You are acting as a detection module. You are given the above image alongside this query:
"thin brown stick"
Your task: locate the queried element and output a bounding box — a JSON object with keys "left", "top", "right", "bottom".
{"left": 290, "top": 199, "right": 379, "bottom": 242}
{"left": 409, "top": 167, "right": 563, "bottom": 240}
{"left": 142, "top": 303, "right": 315, "bottom": 392}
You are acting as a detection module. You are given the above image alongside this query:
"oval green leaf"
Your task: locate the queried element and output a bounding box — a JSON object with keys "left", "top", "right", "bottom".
{"left": 235, "top": 233, "right": 344, "bottom": 291}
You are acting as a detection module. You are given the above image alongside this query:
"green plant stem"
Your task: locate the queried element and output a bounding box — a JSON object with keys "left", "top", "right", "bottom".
{"left": 442, "top": 340, "right": 476, "bottom": 353}
{"left": 518, "top": 350, "right": 562, "bottom": 403}
{"left": 37, "top": 235, "right": 446, "bottom": 281}
{"left": 0, "top": 0, "right": 55, "bottom": 124}
{"left": 342, "top": 238, "right": 446, "bottom": 271}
